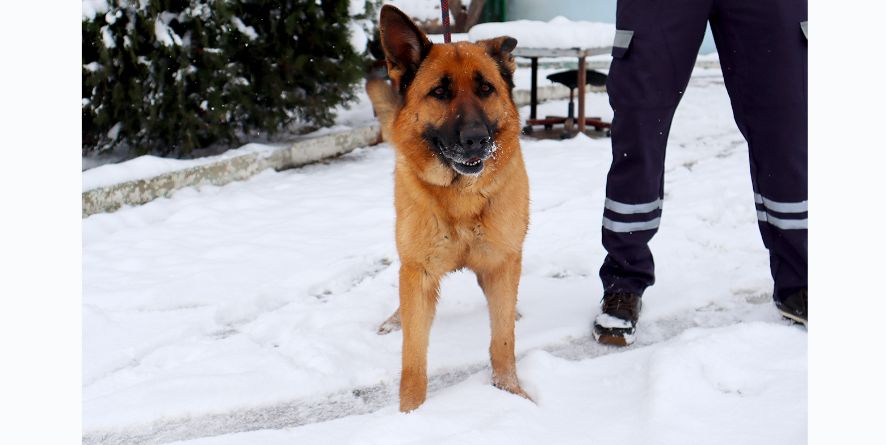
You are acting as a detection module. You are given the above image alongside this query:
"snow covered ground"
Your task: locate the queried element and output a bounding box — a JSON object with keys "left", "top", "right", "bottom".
{"left": 82, "top": 69, "right": 806, "bottom": 444}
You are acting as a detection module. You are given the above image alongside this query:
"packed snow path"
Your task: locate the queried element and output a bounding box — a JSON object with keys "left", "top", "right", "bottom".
{"left": 83, "top": 71, "right": 807, "bottom": 444}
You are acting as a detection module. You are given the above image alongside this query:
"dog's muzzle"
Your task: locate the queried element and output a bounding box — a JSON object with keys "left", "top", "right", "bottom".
{"left": 435, "top": 143, "right": 494, "bottom": 176}
{"left": 439, "top": 125, "right": 495, "bottom": 176}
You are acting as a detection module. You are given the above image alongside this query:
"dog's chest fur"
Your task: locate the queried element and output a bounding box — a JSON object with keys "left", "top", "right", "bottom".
{"left": 396, "top": 173, "right": 516, "bottom": 271}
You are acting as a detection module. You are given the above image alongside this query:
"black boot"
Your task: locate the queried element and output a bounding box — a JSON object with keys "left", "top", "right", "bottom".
{"left": 776, "top": 288, "right": 807, "bottom": 326}
{"left": 593, "top": 292, "right": 642, "bottom": 346}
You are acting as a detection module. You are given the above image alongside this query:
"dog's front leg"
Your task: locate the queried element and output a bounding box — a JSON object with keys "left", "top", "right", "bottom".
{"left": 398, "top": 263, "right": 439, "bottom": 412}
{"left": 377, "top": 308, "right": 401, "bottom": 335}
{"left": 477, "top": 255, "right": 531, "bottom": 401}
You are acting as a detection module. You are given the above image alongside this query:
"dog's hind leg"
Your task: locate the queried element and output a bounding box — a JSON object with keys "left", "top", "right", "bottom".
{"left": 477, "top": 256, "right": 532, "bottom": 401}
{"left": 377, "top": 308, "right": 401, "bottom": 334}
{"left": 398, "top": 264, "right": 440, "bottom": 412}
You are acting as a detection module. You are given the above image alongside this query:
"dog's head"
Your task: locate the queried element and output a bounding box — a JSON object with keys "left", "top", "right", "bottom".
{"left": 379, "top": 5, "right": 519, "bottom": 178}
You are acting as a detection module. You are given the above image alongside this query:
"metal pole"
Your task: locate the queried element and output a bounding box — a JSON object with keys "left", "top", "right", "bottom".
{"left": 530, "top": 57, "right": 538, "bottom": 119}
{"left": 577, "top": 56, "right": 586, "bottom": 133}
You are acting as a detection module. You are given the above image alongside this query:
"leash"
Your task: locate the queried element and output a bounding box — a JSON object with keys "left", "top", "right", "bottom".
{"left": 440, "top": 0, "right": 451, "bottom": 43}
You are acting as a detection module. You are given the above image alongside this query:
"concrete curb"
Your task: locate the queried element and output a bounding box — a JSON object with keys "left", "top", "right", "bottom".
{"left": 82, "top": 123, "right": 382, "bottom": 218}
{"left": 81, "top": 84, "right": 584, "bottom": 218}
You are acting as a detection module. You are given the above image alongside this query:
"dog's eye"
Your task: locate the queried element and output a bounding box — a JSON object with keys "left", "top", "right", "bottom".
{"left": 430, "top": 87, "right": 448, "bottom": 99}
{"left": 478, "top": 82, "right": 494, "bottom": 96}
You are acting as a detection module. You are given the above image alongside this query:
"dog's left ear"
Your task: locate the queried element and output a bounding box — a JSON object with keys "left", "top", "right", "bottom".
{"left": 478, "top": 36, "right": 518, "bottom": 74}
{"left": 379, "top": 5, "right": 433, "bottom": 96}
{"left": 478, "top": 36, "right": 518, "bottom": 90}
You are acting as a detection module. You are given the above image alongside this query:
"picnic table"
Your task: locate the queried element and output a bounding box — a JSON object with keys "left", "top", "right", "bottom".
{"left": 512, "top": 46, "right": 613, "bottom": 134}
{"left": 468, "top": 17, "right": 616, "bottom": 136}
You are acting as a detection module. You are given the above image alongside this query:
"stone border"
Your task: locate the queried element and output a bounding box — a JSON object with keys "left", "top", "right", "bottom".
{"left": 82, "top": 124, "right": 382, "bottom": 217}
{"left": 81, "top": 85, "right": 586, "bottom": 218}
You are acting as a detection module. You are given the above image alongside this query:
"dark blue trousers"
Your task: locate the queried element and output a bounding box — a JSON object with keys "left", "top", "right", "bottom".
{"left": 600, "top": 0, "right": 808, "bottom": 301}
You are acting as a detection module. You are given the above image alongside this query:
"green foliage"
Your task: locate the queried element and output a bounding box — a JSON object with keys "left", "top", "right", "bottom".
{"left": 83, "top": 1, "right": 378, "bottom": 157}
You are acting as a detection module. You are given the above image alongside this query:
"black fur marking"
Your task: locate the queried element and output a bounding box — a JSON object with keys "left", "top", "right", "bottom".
{"left": 429, "top": 75, "right": 453, "bottom": 100}
{"left": 398, "top": 66, "right": 417, "bottom": 96}
{"left": 395, "top": 44, "right": 434, "bottom": 97}
{"left": 497, "top": 64, "right": 515, "bottom": 92}
{"left": 474, "top": 72, "right": 495, "bottom": 98}
{"left": 422, "top": 126, "right": 451, "bottom": 165}
{"left": 484, "top": 37, "right": 517, "bottom": 96}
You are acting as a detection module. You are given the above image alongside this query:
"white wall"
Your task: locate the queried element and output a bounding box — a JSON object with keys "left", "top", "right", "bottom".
{"left": 506, "top": 0, "right": 717, "bottom": 54}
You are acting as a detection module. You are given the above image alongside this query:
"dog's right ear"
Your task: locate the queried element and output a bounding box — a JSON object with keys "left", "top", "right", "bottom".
{"left": 379, "top": 5, "right": 433, "bottom": 96}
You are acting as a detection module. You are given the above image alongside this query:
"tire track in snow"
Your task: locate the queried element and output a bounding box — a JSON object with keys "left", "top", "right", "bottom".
{"left": 82, "top": 294, "right": 789, "bottom": 445}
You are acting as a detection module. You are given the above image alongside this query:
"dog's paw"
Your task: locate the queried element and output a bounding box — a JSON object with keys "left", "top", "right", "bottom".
{"left": 493, "top": 373, "right": 534, "bottom": 403}
{"left": 399, "top": 369, "right": 428, "bottom": 412}
{"left": 377, "top": 310, "right": 401, "bottom": 335}
{"left": 496, "top": 383, "right": 534, "bottom": 403}
{"left": 377, "top": 320, "right": 401, "bottom": 335}
{"left": 399, "top": 395, "right": 425, "bottom": 413}
{"left": 510, "top": 385, "right": 534, "bottom": 402}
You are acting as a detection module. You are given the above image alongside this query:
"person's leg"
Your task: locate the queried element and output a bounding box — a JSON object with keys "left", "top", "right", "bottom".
{"left": 709, "top": 0, "right": 808, "bottom": 319}
{"left": 600, "top": 0, "right": 712, "bottom": 295}
{"left": 596, "top": 0, "right": 713, "bottom": 344}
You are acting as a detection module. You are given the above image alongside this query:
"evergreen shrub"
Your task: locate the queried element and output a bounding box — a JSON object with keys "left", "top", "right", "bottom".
{"left": 83, "top": 0, "right": 377, "bottom": 157}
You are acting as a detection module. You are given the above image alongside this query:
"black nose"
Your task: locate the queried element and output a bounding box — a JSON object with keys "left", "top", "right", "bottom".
{"left": 459, "top": 125, "right": 492, "bottom": 150}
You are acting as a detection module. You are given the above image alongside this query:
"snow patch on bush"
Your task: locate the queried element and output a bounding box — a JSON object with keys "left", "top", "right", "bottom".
{"left": 82, "top": 0, "right": 109, "bottom": 20}
{"left": 154, "top": 14, "right": 183, "bottom": 47}
{"left": 231, "top": 17, "right": 258, "bottom": 41}
{"left": 83, "top": 62, "right": 103, "bottom": 72}
{"left": 106, "top": 122, "right": 122, "bottom": 141}
{"left": 348, "top": 0, "right": 366, "bottom": 16}
{"left": 348, "top": 21, "right": 368, "bottom": 54}
{"left": 100, "top": 25, "right": 115, "bottom": 48}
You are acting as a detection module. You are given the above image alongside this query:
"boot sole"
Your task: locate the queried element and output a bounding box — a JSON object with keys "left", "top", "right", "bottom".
{"left": 592, "top": 329, "right": 634, "bottom": 347}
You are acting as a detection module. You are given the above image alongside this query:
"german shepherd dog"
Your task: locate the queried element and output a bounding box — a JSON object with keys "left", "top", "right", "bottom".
{"left": 375, "top": 5, "right": 531, "bottom": 412}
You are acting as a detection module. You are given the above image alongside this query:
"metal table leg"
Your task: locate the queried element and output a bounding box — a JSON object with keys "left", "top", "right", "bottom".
{"left": 530, "top": 57, "right": 538, "bottom": 120}
{"left": 577, "top": 56, "right": 586, "bottom": 133}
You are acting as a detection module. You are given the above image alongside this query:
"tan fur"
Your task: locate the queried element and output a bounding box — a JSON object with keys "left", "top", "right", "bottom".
{"left": 377, "top": 6, "right": 530, "bottom": 412}
{"left": 365, "top": 78, "right": 397, "bottom": 142}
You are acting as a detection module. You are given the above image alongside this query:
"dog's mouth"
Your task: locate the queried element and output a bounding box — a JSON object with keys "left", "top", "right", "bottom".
{"left": 431, "top": 140, "right": 493, "bottom": 176}
{"left": 451, "top": 156, "right": 485, "bottom": 175}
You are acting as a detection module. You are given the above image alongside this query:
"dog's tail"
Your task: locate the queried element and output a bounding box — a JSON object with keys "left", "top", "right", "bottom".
{"left": 365, "top": 78, "right": 397, "bottom": 142}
